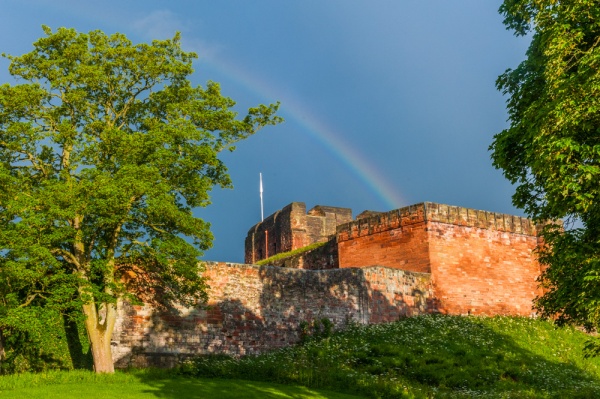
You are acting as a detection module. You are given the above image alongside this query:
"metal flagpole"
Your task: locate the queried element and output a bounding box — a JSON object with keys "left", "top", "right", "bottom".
{"left": 260, "top": 173, "right": 264, "bottom": 222}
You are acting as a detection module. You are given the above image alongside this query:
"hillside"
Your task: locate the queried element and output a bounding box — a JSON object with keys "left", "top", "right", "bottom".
{"left": 180, "top": 315, "right": 600, "bottom": 398}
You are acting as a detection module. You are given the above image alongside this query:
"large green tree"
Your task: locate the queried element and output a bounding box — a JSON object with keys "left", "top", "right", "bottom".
{"left": 491, "top": 1, "right": 600, "bottom": 350}
{"left": 0, "top": 27, "right": 281, "bottom": 372}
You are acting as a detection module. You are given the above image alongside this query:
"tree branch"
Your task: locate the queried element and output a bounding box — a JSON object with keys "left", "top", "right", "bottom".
{"left": 50, "top": 248, "right": 81, "bottom": 268}
{"left": 18, "top": 293, "right": 38, "bottom": 308}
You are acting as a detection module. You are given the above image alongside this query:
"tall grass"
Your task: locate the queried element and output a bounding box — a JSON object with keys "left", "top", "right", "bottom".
{"left": 179, "top": 315, "right": 600, "bottom": 398}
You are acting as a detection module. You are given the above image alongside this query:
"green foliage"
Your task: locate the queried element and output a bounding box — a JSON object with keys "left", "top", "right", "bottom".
{"left": 299, "top": 318, "right": 334, "bottom": 343}
{"left": 256, "top": 242, "right": 326, "bottom": 266}
{"left": 0, "top": 307, "right": 70, "bottom": 374}
{"left": 179, "top": 315, "right": 600, "bottom": 398}
{"left": 0, "top": 26, "right": 281, "bottom": 371}
{"left": 0, "top": 307, "right": 91, "bottom": 374}
{"left": 492, "top": 1, "right": 600, "bottom": 219}
{"left": 490, "top": 1, "right": 600, "bottom": 351}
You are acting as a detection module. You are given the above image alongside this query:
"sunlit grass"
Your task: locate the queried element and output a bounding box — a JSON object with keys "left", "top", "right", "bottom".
{"left": 256, "top": 242, "right": 326, "bottom": 265}
{"left": 0, "top": 369, "right": 362, "bottom": 398}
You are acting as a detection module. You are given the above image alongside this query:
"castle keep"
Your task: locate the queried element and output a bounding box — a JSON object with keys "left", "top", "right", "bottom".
{"left": 111, "top": 201, "right": 543, "bottom": 368}
{"left": 245, "top": 202, "right": 352, "bottom": 263}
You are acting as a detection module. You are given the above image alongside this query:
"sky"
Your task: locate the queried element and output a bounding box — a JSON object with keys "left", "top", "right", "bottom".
{"left": 0, "top": 1, "right": 531, "bottom": 263}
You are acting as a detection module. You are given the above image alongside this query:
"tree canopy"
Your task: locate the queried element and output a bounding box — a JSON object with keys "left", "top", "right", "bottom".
{"left": 491, "top": 0, "right": 600, "bottom": 352}
{"left": 0, "top": 27, "right": 282, "bottom": 372}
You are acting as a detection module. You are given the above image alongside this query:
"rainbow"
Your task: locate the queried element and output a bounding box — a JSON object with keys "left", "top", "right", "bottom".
{"left": 199, "top": 56, "right": 406, "bottom": 210}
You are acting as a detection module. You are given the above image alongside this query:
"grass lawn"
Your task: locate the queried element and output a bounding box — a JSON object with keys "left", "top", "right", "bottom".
{"left": 0, "top": 369, "right": 363, "bottom": 398}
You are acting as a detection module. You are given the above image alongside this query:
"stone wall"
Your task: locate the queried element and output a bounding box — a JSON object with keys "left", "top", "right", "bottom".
{"left": 337, "top": 204, "right": 431, "bottom": 273}
{"left": 245, "top": 202, "right": 302, "bottom": 263}
{"left": 111, "top": 262, "right": 434, "bottom": 368}
{"left": 111, "top": 201, "right": 545, "bottom": 368}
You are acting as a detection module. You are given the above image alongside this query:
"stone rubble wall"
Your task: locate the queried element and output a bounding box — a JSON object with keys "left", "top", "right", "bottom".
{"left": 265, "top": 238, "right": 339, "bottom": 270}
{"left": 245, "top": 202, "right": 352, "bottom": 264}
{"left": 111, "top": 262, "right": 434, "bottom": 368}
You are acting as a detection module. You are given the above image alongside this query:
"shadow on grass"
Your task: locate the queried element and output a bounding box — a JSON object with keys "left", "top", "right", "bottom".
{"left": 342, "top": 315, "right": 600, "bottom": 397}
{"left": 132, "top": 372, "right": 361, "bottom": 399}
{"left": 128, "top": 317, "right": 600, "bottom": 398}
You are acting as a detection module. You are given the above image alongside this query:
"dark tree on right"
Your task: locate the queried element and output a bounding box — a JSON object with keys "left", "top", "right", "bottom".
{"left": 490, "top": 0, "right": 600, "bottom": 354}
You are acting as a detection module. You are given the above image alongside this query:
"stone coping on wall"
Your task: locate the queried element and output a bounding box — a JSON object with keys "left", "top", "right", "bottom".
{"left": 202, "top": 260, "right": 433, "bottom": 278}
{"left": 245, "top": 202, "right": 290, "bottom": 234}
{"left": 337, "top": 202, "right": 539, "bottom": 240}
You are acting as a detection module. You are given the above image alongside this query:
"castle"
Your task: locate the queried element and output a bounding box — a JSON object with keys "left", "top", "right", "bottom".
{"left": 111, "top": 201, "right": 543, "bottom": 368}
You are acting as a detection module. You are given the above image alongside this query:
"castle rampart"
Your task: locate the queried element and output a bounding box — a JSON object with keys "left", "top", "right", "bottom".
{"left": 111, "top": 200, "right": 545, "bottom": 368}
{"left": 246, "top": 201, "right": 543, "bottom": 316}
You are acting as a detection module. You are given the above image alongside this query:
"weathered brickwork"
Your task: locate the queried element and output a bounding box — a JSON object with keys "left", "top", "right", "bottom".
{"left": 428, "top": 222, "right": 542, "bottom": 316}
{"left": 111, "top": 262, "right": 434, "bottom": 368}
{"left": 338, "top": 223, "right": 431, "bottom": 273}
{"left": 256, "top": 202, "right": 541, "bottom": 315}
{"left": 245, "top": 202, "right": 352, "bottom": 264}
{"left": 245, "top": 202, "right": 299, "bottom": 263}
{"left": 337, "top": 204, "right": 430, "bottom": 273}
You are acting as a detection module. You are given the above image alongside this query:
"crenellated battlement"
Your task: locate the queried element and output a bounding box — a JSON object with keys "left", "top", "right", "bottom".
{"left": 337, "top": 202, "right": 538, "bottom": 242}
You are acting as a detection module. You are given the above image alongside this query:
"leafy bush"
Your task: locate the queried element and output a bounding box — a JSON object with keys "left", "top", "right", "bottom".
{"left": 0, "top": 307, "right": 92, "bottom": 374}
{"left": 300, "top": 318, "right": 334, "bottom": 342}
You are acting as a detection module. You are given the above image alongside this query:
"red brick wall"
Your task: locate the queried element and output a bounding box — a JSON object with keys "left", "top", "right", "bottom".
{"left": 112, "top": 201, "right": 545, "bottom": 368}
{"left": 338, "top": 223, "right": 431, "bottom": 273}
{"left": 337, "top": 204, "right": 431, "bottom": 273}
{"left": 111, "top": 262, "right": 434, "bottom": 368}
{"left": 428, "top": 222, "right": 542, "bottom": 316}
{"left": 245, "top": 202, "right": 306, "bottom": 263}
{"left": 336, "top": 202, "right": 543, "bottom": 316}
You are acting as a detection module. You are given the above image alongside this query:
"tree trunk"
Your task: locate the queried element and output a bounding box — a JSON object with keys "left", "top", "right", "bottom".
{"left": 0, "top": 329, "right": 5, "bottom": 368}
{"left": 82, "top": 302, "right": 117, "bottom": 373}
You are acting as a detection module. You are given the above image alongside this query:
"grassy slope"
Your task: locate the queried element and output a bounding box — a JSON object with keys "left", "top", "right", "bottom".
{"left": 2, "top": 316, "right": 599, "bottom": 398}
{"left": 180, "top": 315, "right": 600, "bottom": 398}
{"left": 0, "top": 369, "right": 362, "bottom": 399}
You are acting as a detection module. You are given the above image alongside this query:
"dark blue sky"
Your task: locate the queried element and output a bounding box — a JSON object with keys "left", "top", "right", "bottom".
{"left": 0, "top": 1, "right": 531, "bottom": 263}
